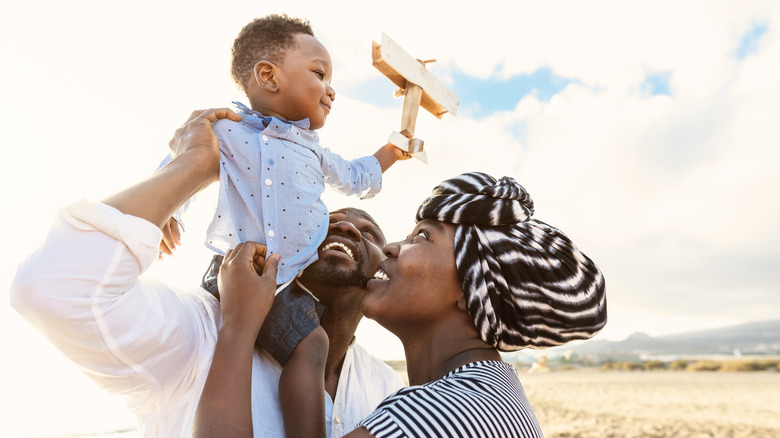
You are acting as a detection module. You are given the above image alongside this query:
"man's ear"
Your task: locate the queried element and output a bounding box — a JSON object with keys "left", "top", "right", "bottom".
{"left": 253, "top": 61, "right": 278, "bottom": 92}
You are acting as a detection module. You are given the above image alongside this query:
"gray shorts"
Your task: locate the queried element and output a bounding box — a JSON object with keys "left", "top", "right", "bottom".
{"left": 201, "top": 255, "right": 326, "bottom": 365}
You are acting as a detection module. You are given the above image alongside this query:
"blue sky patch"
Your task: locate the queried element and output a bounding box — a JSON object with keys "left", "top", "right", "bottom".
{"left": 340, "top": 67, "right": 573, "bottom": 119}
{"left": 735, "top": 22, "right": 768, "bottom": 59}
{"left": 450, "top": 67, "right": 573, "bottom": 118}
{"left": 642, "top": 71, "right": 671, "bottom": 96}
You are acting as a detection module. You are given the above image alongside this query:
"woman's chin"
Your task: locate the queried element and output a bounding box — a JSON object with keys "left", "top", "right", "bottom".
{"left": 359, "top": 298, "right": 377, "bottom": 320}
{"left": 366, "top": 278, "right": 383, "bottom": 289}
{"left": 361, "top": 286, "right": 383, "bottom": 317}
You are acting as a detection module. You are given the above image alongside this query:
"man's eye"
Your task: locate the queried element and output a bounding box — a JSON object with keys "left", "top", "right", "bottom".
{"left": 314, "top": 70, "right": 325, "bottom": 79}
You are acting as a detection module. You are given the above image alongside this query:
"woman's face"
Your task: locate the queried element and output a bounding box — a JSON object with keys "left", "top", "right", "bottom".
{"left": 362, "top": 219, "right": 464, "bottom": 333}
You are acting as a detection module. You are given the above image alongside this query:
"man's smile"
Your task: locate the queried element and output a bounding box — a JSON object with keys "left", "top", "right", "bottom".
{"left": 321, "top": 241, "right": 355, "bottom": 261}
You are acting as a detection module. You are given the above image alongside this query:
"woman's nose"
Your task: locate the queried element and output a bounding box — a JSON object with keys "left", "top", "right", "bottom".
{"left": 382, "top": 242, "right": 399, "bottom": 258}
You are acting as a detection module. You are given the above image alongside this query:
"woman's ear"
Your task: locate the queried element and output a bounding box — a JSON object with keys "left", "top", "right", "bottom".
{"left": 253, "top": 61, "right": 278, "bottom": 92}
{"left": 457, "top": 295, "right": 468, "bottom": 311}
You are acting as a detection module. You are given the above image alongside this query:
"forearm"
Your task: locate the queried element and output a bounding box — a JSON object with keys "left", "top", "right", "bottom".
{"left": 103, "top": 151, "right": 217, "bottom": 229}
{"left": 193, "top": 243, "right": 279, "bottom": 438}
{"left": 373, "top": 143, "right": 404, "bottom": 173}
{"left": 108, "top": 106, "right": 239, "bottom": 228}
{"left": 193, "top": 325, "right": 258, "bottom": 438}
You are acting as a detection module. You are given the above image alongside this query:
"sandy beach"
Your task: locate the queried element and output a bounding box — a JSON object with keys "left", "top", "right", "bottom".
{"left": 519, "top": 370, "right": 780, "bottom": 438}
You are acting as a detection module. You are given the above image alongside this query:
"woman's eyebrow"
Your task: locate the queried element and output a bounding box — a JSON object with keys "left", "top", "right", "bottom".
{"left": 420, "top": 220, "right": 445, "bottom": 232}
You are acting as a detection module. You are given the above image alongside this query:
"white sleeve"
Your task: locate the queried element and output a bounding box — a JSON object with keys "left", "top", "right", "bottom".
{"left": 10, "top": 200, "right": 220, "bottom": 402}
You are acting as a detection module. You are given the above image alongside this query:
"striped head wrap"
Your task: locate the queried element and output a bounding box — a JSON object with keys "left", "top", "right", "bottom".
{"left": 416, "top": 172, "right": 607, "bottom": 350}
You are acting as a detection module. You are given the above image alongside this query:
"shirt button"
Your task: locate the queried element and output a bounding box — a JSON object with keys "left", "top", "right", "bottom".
{"left": 265, "top": 178, "right": 272, "bottom": 186}
{"left": 262, "top": 135, "right": 269, "bottom": 142}
{"left": 268, "top": 230, "right": 275, "bottom": 238}
{"left": 334, "top": 416, "right": 341, "bottom": 424}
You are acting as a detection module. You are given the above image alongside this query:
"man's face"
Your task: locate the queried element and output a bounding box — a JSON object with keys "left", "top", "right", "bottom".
{"left": 299, "top": 208, "right": 385, "bottom": 289}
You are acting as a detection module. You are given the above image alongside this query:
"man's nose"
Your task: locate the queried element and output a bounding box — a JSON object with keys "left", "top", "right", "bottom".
{"left": 329, "top": 220, "right": 360, "bottom": 241}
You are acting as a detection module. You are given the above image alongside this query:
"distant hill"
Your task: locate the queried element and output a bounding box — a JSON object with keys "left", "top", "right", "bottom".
{"left": 569, "top": 319, "right": 780, "bottom": 356}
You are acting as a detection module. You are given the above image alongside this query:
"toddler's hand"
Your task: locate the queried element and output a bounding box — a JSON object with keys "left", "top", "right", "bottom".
{"left": 217, "top": 242, "right": 280, "bottom": 336}
{"left": 395, "top": 129, "right": 415, "bottom": 160}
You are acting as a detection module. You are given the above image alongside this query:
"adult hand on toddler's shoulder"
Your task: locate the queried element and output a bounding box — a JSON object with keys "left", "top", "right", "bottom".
{"left": 157, "top": 217, "right": 182, "bottom": 259}
{"left": 217, "top": 242, "right": 280, "bottom": 337}
{"left": 168, "top": 108, "right": 242, "bottom": 179}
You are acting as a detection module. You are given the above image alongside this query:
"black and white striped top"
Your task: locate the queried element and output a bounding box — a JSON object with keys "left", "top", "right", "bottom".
{"left": 357, "top": 361, "right": 544, "bottom": 437}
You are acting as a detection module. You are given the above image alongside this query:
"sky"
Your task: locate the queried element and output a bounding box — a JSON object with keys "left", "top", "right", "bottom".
{"left": 1, "top": 0, "right": 779, "bottom": 436}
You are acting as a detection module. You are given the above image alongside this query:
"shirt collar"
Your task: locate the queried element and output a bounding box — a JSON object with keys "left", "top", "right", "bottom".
{"left": 233, "top": 101, "right": 311, "bottom": 130}
{"left": 294, "top": 279, "right": 321, "bottom": 302}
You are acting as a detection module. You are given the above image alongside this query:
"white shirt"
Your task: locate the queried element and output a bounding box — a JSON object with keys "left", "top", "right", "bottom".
{"left": 10, "top": 200, "right": 404, "bottom": 438}
{"left": 252, "top": 340, "right": 403, "bottom": 438}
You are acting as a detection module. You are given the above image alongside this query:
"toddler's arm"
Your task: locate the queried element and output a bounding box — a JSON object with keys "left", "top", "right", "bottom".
{"left": 320, "top": 130, "right": 413, "bottom": 200}
{"left": 373, "top": 130, "right": 414, "bottom": 172}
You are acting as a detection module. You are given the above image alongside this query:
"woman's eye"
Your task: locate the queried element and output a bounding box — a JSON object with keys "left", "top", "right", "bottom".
{"left": 415, "top": 229, "right": 428, "bottom": 240}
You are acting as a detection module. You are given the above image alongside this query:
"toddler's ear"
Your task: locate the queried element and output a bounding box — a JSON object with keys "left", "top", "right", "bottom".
{"left": 253, "top": 61, "right": 278, "bottom": 92}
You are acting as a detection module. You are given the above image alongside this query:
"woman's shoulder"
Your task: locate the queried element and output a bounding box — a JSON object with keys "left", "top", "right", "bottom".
{"left": 363, "top": 361, "right": 543, "bottom": 437}
{"left": 442, "top": 360, "right": 519, "bottom": 384}
{"left": 383, "top": 361, "right": 521, "bottom": 403}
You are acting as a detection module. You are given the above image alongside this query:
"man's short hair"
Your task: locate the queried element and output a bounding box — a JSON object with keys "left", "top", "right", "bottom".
{"left": 231, "top": 14, "right": 314, "bottom": 93}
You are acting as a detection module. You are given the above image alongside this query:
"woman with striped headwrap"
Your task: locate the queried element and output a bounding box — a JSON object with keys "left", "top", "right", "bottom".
{"left": 195, "top": 170, "right": 605, "bottom": 437}
{"left": 349, "top": 171, "right": 607, "bottom": 437}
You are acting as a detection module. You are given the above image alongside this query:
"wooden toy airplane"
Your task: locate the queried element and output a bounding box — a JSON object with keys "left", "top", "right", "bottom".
{"left": 372, "top": 33, "right": 459, "bottom": 163}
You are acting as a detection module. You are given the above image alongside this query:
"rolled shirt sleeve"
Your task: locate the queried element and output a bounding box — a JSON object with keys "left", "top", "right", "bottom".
{"left": 10, "top": 200, "right": 220, "bottom": 431}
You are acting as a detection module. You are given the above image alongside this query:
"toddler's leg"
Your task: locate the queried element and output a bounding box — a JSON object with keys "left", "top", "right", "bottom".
{"left": 279, "top": 324, "right": 328, "bottom": 438}
{"left": 256, "top": 286, "right": 326, "bottom": 365}
{"left": 201, "top": 254, "right": 223, "bottom": 299}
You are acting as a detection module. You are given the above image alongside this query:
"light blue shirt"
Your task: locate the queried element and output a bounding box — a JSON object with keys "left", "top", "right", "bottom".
{"left": 178, "top": 102, "right": 382, "bottom": 284}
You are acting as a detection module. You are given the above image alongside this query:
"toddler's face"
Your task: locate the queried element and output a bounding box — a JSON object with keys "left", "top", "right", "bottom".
{"left": 272, "top": 33, "right": 336, "bottom": 129}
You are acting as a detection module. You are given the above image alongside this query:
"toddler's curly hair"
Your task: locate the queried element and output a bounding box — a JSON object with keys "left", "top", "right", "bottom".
{"left": 231, "top": 14, "right": 314, "bottom": 93}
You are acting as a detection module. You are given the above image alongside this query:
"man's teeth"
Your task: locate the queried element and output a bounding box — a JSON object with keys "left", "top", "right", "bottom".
{"left": 322, "top": 242, "right": 354, "bottom": 261}
{"left": 374, "top": 269, "right": 389, "bottom": 280}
